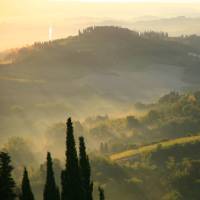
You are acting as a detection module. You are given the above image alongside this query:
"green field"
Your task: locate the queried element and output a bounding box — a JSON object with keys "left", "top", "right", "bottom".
{"left": 110, "top": 135, "right": 200, "bottom": 161}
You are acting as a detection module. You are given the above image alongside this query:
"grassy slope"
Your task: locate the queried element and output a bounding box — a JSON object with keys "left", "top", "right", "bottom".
{"left": 110, "top": 135, "right": 200, "bottom": 161}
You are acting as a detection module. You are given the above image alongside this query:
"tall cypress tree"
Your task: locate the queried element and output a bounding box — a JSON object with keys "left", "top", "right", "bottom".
{"left": 20, "top": 167, "right": 34, "bottom": 200}
{"left": 79, "top": 136, "right": 93, "bottom": 200}
{"left": 44, "top": 152, "right": 60, "bottom": 200}
{"left": 0, "top": 152, "right": 16, "bottom": 200}
{"left": 98, "top": 187, "right": 105, "bottom": 200}
{"left": 61, "top": 170, "right": 66, "bottom": 200}
{"left": 61, "top": 118, "right": 82, "bottom": 200}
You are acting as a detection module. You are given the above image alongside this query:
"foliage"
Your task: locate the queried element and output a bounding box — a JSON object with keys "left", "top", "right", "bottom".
{"left": 79, "top": 136, "right": 93, "bottom": 200}
{"left": 61, "top": 118, "right": 82, "bottom": 200}
{"left": 0, "top": 152, "right": 16, "bottom": 200}
{"left": 43, "top": 152, "right": 60, "bottom": 200}
{"left": 20, "top": 168, "right": 35, "bottom": 200}
{"left": 98, "top": 187, "right": 105, "bottom": 200}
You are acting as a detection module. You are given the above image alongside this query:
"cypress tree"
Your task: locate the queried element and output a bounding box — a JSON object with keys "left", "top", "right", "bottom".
{"left": 44, "top": 152, "right": 60, "bottom": 200}
{"left": 20, "top": 167, "right": 34, "bottom": 200}
{"left": 79, "top": 136, "right": 93, "bottom": 200}
{"left": 0, "top": 152, "right": 16, "bottom": 200}
{"left": 98, "top": 187, "right": 105, "bottom": 200}
{"left": 61, "top": 118, "right": 82, "bottom": 200}
{"left": 61, "top": 170, "right": 66, "bottom": 200}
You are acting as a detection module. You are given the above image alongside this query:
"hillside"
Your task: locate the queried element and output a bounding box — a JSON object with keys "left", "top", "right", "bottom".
{"left": 110, "top": 135, "right": 200, "bottom": 161}
{"left": 1, "top": 26, "right": 200, "bottom": 140}
{"left": 35, "top": 91, "right": 200, "bottom": 160}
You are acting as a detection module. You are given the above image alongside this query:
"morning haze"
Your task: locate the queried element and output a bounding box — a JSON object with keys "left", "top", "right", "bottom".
{"left": 1, "top": 1, "right": 200, "bottom": 50}
{"left": 1, "top": 1, "right": 200, "bottom": 200}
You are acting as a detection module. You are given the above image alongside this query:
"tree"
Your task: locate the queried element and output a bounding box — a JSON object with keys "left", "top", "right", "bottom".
{"left": 20, "top": 167, "right": 34, "bottom": 200}
{"left": 61, "top": 118, "right": 82, "bottom": 200}
{"left": 79, "top": 136, "right": 93, "bottom": 200}
{"left": 98, "top": 187, "right": 105, "bottom": 200}
{"left": 171, "top": 160, "right": 200, "bottom": 199}
{"left": 44, "top": 152, "right": 60, "bottom": 200}
{"left": 0, "top": 152, "right": 16, "bottom": 200}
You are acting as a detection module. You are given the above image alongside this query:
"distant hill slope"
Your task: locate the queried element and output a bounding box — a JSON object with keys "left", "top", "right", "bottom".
{"left": 1, "top": 26, "right": 200, "bottom": 138}
{"left": 133, "top": 16, "right": 200, "bottom": 36}
{"left": 110, "top": 135, "right": 200, "bottom": 161}
{"left": 6, "top": 26, "right": 200, "bottom": 67}
{"left": 100, "top": 16, "right": 200, "bottom": 36}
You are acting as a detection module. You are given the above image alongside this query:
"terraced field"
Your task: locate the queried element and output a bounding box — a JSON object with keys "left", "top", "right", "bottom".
{"left": 110, "top": 135, "right": 200, "bottom": 161}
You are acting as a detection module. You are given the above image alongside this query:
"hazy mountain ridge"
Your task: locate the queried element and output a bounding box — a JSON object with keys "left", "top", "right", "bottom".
{"left": 133, "top": 16, "right": 200, "bottom": 35}
{"left": 100, "top": 16, "right": 200, "bottom": 36}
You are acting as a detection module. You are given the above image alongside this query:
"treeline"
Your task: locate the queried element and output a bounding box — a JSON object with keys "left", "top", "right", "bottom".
{"left": 18, "top": 26, "right": 200, "bottom": 52}
{"left": 79, "top": 26, "right": 169, "bottom": 40}
{"left": 14, "top": 26, "right": 172, "bottom": 54}
{"left": 0, "top": 118, "right": 105, "bottom": 200}
{"left": 7, "top": 25, "right": 200, "bottom": 72}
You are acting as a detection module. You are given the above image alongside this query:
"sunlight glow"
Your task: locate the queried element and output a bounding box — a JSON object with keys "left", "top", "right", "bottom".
{"left": 50, "top": 0, "right": 200, "bottom": 3}
{"left": 49, "top": 25, "right": 53, "bottom": 41}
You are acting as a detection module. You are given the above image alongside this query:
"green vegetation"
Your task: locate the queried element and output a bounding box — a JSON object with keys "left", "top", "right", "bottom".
{"left": 61, "top": 118, "right": 83, "bottom": 200}
{"left": 91, "top": 140, "right": 200, "bottom": 200}
{"left": 83, "top": 91, "right": 200, "bottom": 155}
{"left": 98, "top": 187, "right": 105, "bottom": 200}
{"left": 20, "top": 168, "right": 35, "bottom": 200}
{"left": 0, "top": 118, "right": 104, "bottom": 200}
{"left": 79, "top": 137, "right": 93, "bottom": 200}
{"left": 0, "top": 152, "right": 16, "bottom": 200}
{"left": 110, "top": 135, "right": 200, "bottom": 161}
{"left": 43, "top": 152, "right": 60, "bottom": 200}
{"left": 1, "top": 113, "right": 200, "bottom": 199}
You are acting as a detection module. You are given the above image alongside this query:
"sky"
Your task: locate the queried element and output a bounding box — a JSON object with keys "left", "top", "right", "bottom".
{"left": 1, "top": 0, "right": 200, "bottom": 51}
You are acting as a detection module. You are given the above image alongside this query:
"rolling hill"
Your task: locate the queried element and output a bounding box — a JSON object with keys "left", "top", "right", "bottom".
{"left": 1, "top": 26, "right": 200, "bottom": 140}
{"left": 110, "top": 135, "right": 200, "bottom": 161}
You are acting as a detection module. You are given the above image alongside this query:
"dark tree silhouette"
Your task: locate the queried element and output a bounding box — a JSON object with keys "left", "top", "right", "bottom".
{"left": 20, "top": 167, "right": 34, "bottom": 200}
{"left": 79, "top": 136, "right": 93, "bottom": 200}
{"left": 44, "top": 152, "right": 60, "bottom": 200}
{"left": 98, "top": 187, "right": 105, "bottom": 200}
{"left": 61, "top": 118, "right": 82, "bottom": 200}
{"left": 0, "top": 152, "right": 16, "bottom": 200}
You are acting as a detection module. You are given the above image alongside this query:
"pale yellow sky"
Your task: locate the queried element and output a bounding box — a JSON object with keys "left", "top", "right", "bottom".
{"left": 1, "top": 0, "right": 200, "bottom": 19}
{"left": 1, "top": 1, "right": 200, "bottom": 51}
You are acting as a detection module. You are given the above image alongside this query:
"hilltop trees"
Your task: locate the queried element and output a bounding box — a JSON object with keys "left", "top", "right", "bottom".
{"left": 20, "top": 167, "right": 34, "bottom": 200}
{"left": 44, "top": 152, "right": 60, "bottom": 200}
{"left": 0, "top": 152, "right": 16, "bottom": 200}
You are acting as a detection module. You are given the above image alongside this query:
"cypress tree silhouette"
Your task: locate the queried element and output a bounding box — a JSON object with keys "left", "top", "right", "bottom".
{"left": 20, "top": 167, "right": 34, "bottom": 200}
{"left": 61, "top": 118, "right": 82, "bottom": 200}
{"left": 61, "top": 170, "right": 66, "bottom": 200}
{"left": 44, "top": 152, "right": 60, "bottom": 200}
{"left": 79, "top": 136, "right": 93, "bottom": 200}
{"left": 98, "top": 187, "right": 105, "bottom": 200}
{"left": 0, "top": 152, "right": 16, "bottom": 200}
